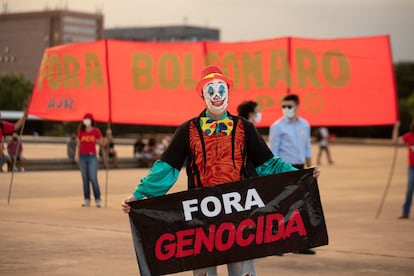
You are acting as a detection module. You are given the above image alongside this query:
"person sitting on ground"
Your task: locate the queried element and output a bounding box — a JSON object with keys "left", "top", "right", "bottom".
{"left": 7, "top": 131, "right": 25, "bottom": 171}
{"left": 67, "top": 132, "right": 77, "bottom": 163}
{"left": 0, "top": 110, "right": 27, "bottom": 172}
{"left": 143, "top": 136, "right": 158, "bottom": 166}
{"left": 133, "top": 137, "right": 145, "bottom": 160}
{"left": 101, "top": 128, "right": 118, "bottom": 168}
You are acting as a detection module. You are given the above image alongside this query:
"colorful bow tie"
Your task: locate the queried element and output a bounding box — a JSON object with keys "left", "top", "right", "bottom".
{"left": 200, "top": 116, "right": 234, "bottom": 136}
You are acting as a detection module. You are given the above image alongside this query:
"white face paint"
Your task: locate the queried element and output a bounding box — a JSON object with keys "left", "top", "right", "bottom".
{"left": 202, "top": 79, "right": 229, "bottom": 117}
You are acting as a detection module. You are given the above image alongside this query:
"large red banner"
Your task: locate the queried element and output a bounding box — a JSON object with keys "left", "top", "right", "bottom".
{"left": 28, "top": 36, "right": 397, "bottom": 126}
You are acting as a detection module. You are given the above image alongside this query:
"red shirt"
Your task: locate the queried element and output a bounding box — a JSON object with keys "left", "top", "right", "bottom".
{"left": 402, "top": 131, "right": 414, "bottom": 166}
{"left": 7, "top": 140, "right": 23, "bottom": 156}
{"left": 77, "top": 128, "right": 102, "bottom": 155}
{"left": 0, "top": 121, "right": 15, "bottom": 143}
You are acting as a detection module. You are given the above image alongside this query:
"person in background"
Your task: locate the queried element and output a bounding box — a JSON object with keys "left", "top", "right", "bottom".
{"left": 237, "top": 100, "right": 262, "bottom": 178}
{"left": 0, "top": 110, "right": 27, "bottom": 172}
{"left": 7, "top": 131, "right": 25, "bottom": 171}
{"left": 316, "top": 127, "right": 334, "bottom": 165}
{"left": 143, "top": 136, "right": 158, "bottom": 166}
{"left": 122, "top": 66, "right": 320, "bottom": 276}
{"left": 237, "top": 100, "right": 262, "bottom": 124}
{"left": 67, "top": 132, "right": 77, "bottom": 163}
{"left": 269, "top": 93, "right": 315, "bottom": 255}
{"left": 134, "top": 135, "right": 145, "bottom": 163}
{"left": 101, "top": 128, "right": 118, "bottom": 168}
{"left": 0, "top": 142, "right": 11, "bottom": 172}
{"left": 75, "top": 113, "right": 103, "bottom": 208}
{"left": 393, "top": 120, "right": 414, "bottom": 219}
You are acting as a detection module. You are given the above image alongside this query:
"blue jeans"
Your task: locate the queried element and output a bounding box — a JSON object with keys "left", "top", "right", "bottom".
{"left": 1, "top": 154, "right": 11, "bottom": 171}
{"left": 402, "top": 166, "right": 414, "bottom": 216}
{"left": 193, "top": 260, "right": 256, "bottom": 276}
{"left": 79, "top": 154, "right": 101, "bottom": 202}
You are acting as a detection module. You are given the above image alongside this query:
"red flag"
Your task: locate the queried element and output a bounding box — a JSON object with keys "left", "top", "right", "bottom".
{"left": 28, "top": 36, "right": 397, "bottom": 126}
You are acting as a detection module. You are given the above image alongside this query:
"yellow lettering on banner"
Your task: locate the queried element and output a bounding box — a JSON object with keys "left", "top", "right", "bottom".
{"left": 256, "top": 95, "right": 274, "bottom": 109}
{"left": 159, "top": 54, "right": 180, "bottom": 89}
{"left": 84, "top": 53, "right": 104, "bottom": 88}
{"left": 204, "top": 52, "right": 219, "bottom": 66}
{"left": 62, "top": 54, "right": 80, "bottom": 89}
{"left": 242, "top": 52, "right": 264, "bottom": 89}
{"left": 295, "top": 48, "right": 322, "bottom": 88}
{"left": 119, "top": 47, "right": 352, "bottom": 92}
{"left": 36, "top": 53, "right": 104, "bottom": 90}
{"left": 48, "top": 54, "right": 62, "bottom": 90}
{"left": 269, "top": 49, "right": 291, "bottom": 89}
{"left": 37, "top": 55, "right": 48, "bottom": 89}
{"left": 183, "top": 54, "right": 197, "bottom": 89}
{"left": 222, "top": 53, "right": 239, "bottom": 90}
{"left": 132, "top": 53, "right": 154, "bottom": 89}
{"left": 322, "top": 51, "right": 350, "bottom": 87}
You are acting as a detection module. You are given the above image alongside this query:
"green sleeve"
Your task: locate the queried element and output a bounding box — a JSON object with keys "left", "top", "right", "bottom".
{"left": 255, "top": 157, "right": 297, "bottom": 176}
{"left": 133, "top": 160, "right": 180, "bottom": 199}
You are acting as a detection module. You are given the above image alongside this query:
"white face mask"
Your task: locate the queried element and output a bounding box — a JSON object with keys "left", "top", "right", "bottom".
{"left": 283, "top": 107, "right": 296, "bottom": 119}
{"left": 202, "top": 79, "right": 229, "bottom": 116}
{"left": 83, "top": 118, "right": 92, "bottom": 126}
{"left": 253, "top": 112, "right": 262, "bottom": 123}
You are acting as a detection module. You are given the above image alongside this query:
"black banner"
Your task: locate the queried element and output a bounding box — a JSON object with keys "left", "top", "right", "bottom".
{"left": 128, "top": 169, "right": 328, "bottom": 275}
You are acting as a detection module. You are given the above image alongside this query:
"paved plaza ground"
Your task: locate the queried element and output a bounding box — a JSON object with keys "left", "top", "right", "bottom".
{"left": 0, "top": 141, "right": 413, "bottom": 275}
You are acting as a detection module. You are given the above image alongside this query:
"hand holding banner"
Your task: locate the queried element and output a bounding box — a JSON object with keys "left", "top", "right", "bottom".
{"left": 128, "top": 169, "right": 328, "bottom": 275}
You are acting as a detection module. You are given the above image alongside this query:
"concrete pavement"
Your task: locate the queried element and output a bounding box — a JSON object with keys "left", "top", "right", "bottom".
{"left": 0, "top": 142, "right": 413, "bottom": 275}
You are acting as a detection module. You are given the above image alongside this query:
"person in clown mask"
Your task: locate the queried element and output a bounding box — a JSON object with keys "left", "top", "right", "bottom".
{"left": 269, "top": 94, "right": 315, "bottom": 255}
{"left": 75, "top": 113, "right": 103, "bottom": 208}
{"left": 122, "top": 66, "right": 320, "bottom": 276}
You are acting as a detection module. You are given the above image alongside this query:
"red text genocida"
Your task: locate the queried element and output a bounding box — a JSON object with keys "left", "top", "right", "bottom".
{"left": 155, "top": 209, "right": 306, "bottom": 260}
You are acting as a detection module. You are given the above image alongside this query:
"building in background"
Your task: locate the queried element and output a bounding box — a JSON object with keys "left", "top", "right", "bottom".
{"left": 104, "top": 25, "right": 219, "bottom": 42}
{"left": 0, "top": 9, "right": 219, "bottom": 136}
{"left": 0, "top": 10, "right": 103, "bottom": 82}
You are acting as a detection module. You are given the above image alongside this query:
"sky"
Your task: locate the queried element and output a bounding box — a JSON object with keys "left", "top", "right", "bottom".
{"left": 3, "top": 0, "right": 414, "bottom": 62}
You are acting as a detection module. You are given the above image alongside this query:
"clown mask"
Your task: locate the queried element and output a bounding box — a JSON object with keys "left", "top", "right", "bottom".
{"left": 202, "top": 79, "right": 229, "bottom": 117}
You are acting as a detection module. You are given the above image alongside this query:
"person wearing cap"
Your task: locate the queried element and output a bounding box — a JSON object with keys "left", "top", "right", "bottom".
{"left": 122, "top": 66, "right": 320, "bottom": 275}
{"left": 75, "top": 113, "right": 103, "bottom": 208}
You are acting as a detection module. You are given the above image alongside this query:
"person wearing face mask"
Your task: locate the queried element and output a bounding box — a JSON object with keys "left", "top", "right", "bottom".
{"left": 121, "top": 66, "right": 320, "bottom": 276}
{"left": 75, "top": 113, "right": 103, "bottom": 208}
{"left": 237, "top": 100, "right": 262, "bottom": 179}
{"left": 269, "top": 94, "right": 315, "bottom": 255}
{"left": 237, "top": 100, "right": 262, "bottom": 125}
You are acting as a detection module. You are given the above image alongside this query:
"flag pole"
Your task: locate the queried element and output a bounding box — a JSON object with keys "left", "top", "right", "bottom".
{"left": 376, "top": 120, "right": 400, "bottom": 218}
{"left": 375, "top": 142, "right": 399, "bottom": 219}
{"left": 376, "top": 37, "right": 400, "bottom": 219}
{"left": 7, "top": 110, "right": 28, "bottom": 205}
{"left": 103, "top": 39, "right": 113, "bottom": 209}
